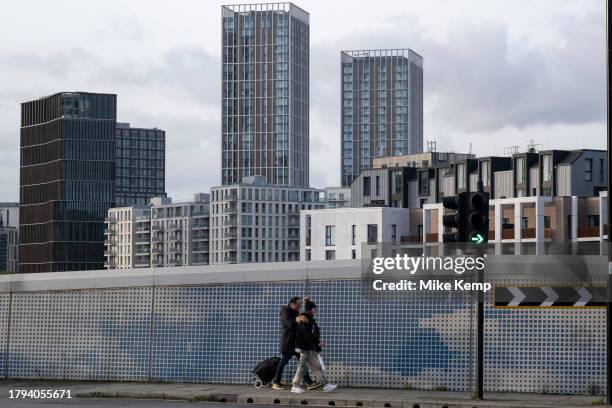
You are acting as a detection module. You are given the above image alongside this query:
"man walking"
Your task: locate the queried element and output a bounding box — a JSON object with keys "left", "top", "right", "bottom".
{"left": 271, "top": 296, "right": 304, "bottom": 389}
{"left": 291, "top": 298, "right": 337, "bottom": 393}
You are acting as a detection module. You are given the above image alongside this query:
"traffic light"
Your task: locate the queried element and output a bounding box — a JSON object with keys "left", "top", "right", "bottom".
{"left": 442, "top": 192, "right": 468, "bottom": 242}
{"left": 467, "top": 191, "right": 489, "bottom": 245}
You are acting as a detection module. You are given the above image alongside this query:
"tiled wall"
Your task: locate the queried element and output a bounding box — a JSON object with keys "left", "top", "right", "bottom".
{"left": 0, "top": 281, "right": 605, "bottom": 394}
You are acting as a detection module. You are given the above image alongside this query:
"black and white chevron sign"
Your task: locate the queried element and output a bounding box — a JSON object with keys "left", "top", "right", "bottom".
{"left": 494, "top": 286, "right": 606, "bottom": 307}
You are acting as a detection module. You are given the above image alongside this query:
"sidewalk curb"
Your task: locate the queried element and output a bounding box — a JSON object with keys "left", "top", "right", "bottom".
{"left": 75, "top": 390, "right": 593, "bottom": 408}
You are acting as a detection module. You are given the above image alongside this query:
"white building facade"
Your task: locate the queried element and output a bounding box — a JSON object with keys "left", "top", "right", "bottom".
{"left": 150, "top": 193, "right": 210, "bottom": 267}
{"left": 210, "top": 176, "right": 324, "bottom": 264}
{"left": 104, "top": 205, "right": 151, "bottom": 269}
{"left": 324, "top": 187, "right": 351, "bottom": 209}
{"left": 300, "top": 207, "right": 411, "bottom": 261}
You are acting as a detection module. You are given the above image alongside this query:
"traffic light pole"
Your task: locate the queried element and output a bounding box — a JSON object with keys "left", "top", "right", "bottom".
{"left": 476, "top": 253, "right": 484, "bottom": 400}
{"left": 606, "top": 0, "right": 611, "bottom": 404}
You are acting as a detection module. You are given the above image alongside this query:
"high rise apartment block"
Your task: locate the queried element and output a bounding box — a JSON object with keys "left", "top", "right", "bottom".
{"left": 341, "top": 49, "right": 423, "bottom": 187}
{"left": 221, "top": 3, "right": 310, "bottom": 187}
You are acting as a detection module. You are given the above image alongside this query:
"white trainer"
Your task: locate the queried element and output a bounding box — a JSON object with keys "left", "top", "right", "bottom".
{"left": 291, "top": 385, "right": 306, "bottom": 394}
{"left": 323, "top": 384, "right": 338, "bottom": 392}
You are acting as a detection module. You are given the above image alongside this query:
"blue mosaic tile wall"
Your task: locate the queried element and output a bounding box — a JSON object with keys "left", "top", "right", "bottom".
{"left": 1, "top": 280, "right": 606, "bottom": 394}
{"left": 0, "top": 293, "right": 9, "bottom": 377}
{"left": 8, "top": 288, "right": 152, "bottom": 380}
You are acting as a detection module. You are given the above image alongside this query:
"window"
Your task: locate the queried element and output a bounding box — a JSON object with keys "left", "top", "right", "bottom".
{"left": 600, "top": 159, "right": 605, "bottom": 182}
{"left": 367, "top": 224, "right": 378, "bottom": 244}
{"left": 351, "top": 225, "right": 356, "bottom": 246}
{"left": 588, "top": 215, "right": 600, "bottom": 227}
{"left": 351, "top": 249, "right": 356, "bottom": 259}
{"left": 481, "top": 161, "right": 490, "bottom": 187}
{"left": 325, "top": 225, "right": 335, "bottom": 246}
{"left": 391, "top": 224, "right": 397, "bottom": 244}
{"left": 457, "top": 164, "right": 466, "bottom": 189}
{"left": 363, "top": 177, "right": 371, "bottom": 196}
{"left": 305, "top": 249, "right": 311, "bottom": 261}
{"left": 516, "top": 157, "right": 526, "bottom": 184}
{"left": 585, "top": 158, "right": 593, "bottom": 182}
{"left": 521, "top": 217, "right": 528, "bottom": 230}
{"left": 544, "top": 216, "right": 551, "bottom": 229}
{"left": 375, "top": 176, "right": 381, "bottom": 196}
{"left": 418, "top": 171, "right": 428, "bottom": 195}
{"left": 325, "top": 250, "right": 335, "bottom": 260}
{"left": 542, "top": 155, "right": 552, "bottom": 182}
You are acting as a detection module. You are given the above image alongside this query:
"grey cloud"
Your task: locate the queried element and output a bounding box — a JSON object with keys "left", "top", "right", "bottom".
{"left": 93, "top": 47, "right": 220, "bottom": 106}
{"left": 310, "top": 11, "right": 605, "bottom": 133}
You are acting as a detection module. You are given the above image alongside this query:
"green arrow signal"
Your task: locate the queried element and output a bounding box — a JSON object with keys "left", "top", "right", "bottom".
{"left": 470, "top": 232, "right": 484, "bottom": 245}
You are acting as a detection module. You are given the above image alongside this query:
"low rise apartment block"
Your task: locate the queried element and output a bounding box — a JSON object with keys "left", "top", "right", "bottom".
{"left": 210, "top": 176, "right": 324, "bottom": 264}
{"left": 104, "top": 193, "right": 210, "bottom": 269}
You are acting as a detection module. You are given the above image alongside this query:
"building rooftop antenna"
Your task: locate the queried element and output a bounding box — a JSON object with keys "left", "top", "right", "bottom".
{"left": 426, "top": 140, "right": 436, "bottom": 153}
{"left": 504, "top": 145, "right": 520, "bottom": 156}
{"left": 526, "top": 138, "right": 542, "bottom": 153}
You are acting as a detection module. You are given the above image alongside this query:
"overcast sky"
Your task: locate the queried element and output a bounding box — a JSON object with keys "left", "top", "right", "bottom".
{"left": 0, "top": 0, "right": 605, "bottom": 201}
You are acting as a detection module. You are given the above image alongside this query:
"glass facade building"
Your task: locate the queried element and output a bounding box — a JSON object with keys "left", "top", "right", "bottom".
{"left": 19, "top": 92, "right": 117, "bottom": 273}
{"left": 341, "top": 49, "right": 424, "bottom": 187}
{"left": 221, "top": 3, "right": 310, "bottom": 188}
{"left": 115, "top": 123, "right": 166, "bottom": 206}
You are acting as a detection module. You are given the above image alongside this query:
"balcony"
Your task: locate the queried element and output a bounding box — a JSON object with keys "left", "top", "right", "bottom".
{"left": 135, "top": 227, "right": 150, "bottom": 234}
{"left": 151, "top": 224, "right": 164, "bottom": 231}
{"left": 400, "top": 235, "right": 420, "bottom": 244}
{"left": 224, "top": 218, "right": 238, "bottom": 226}
{"left": 104, "top": 250, "right": 116, "bottom": 256}
{"left": 578, "top": 226, "right": 600, "bottom": 238}
{"left": 104, "top": 238, "right": 117, "bottom": 245}
{"left": 225, "top": 193, "right": 238, "bottom": 202}
{"left": 225, "top": 228, "right": 238, "bottom": 238}
{"left": 192, "top": 233, "right": 209, "bottom": 241}
{"left": 225, "top": 243, "right": 237, "bottom": 251}
{"left": 425, "top": 233, "right": 438, "bottom": 243}
{"left": 223, "top": 255, "right": 237, "bottom": 263}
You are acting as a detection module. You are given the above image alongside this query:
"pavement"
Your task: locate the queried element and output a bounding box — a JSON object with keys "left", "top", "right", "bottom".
{"left": 0, "top": 380, "right": 605, "bottom": 408}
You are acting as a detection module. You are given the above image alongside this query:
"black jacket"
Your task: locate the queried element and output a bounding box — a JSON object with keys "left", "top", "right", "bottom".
{"left": 279, "top": 305, "right": 299, "bottom": 354}
{"left": 295, "top": 313, "right": 321, "bottom": 352}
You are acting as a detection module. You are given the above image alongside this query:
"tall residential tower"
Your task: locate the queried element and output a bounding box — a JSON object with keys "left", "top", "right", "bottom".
{"left": 20, "top": 92, "right": 116, "bottom": 273}
{"left": 221, "top": 3, "right": 309, "bottom": 187}
{"left": 340, "top": 49, "right": 423, "bottom": 187}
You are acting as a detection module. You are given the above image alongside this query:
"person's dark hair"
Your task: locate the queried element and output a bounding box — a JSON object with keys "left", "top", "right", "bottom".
{"left": 289, "top": 296, "right": 301, "bottom": 305}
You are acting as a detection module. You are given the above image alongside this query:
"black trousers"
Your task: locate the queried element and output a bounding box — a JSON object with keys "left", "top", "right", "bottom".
{"left": 272, "top": 352, "right": 311, "bottom": 384}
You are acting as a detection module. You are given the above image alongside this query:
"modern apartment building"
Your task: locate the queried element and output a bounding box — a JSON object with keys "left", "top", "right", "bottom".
{"left": 0, "top": 217, "right": 18, "bottom": 272}
{"left": 115, "top": 122, "right": 166, "bottom": 206}
{"left": 301, "top": 207, "right": 411, "bottom": 261}
{"left": 104, "top": 193, "right": 210, "bottom": 269}
{"left": 20, "top": 92, "right": 116, "bottom": 273}
{"left": 305, "top": 148, "right": 608, "bottom": 256}
{"left": 104, "top": 205, "right": 151, "bottom": 269}
{"left": 210, "top": 176, "right": 324, "bottom": 264}
{"left": 0, "top": 203, "right": 19, "bottom": 228}
{"left": 323, "top": 187, "right": 351, "bottom": 209}
{"left": 221, "top": 3, "right": 310, "bottom": 187}
{"left": 372, "top": 151, "right": 475, "bottom": 169}
{"left": 150, "top": 193, "right": 210, "bottom": 267}
{"left": 341, "top": 49, "right": 424, "bottom": 187}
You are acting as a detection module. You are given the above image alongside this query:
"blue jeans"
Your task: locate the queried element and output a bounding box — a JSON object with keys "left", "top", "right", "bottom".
{"left": 273, "top": 352, "right": 311, "bottom": 384}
